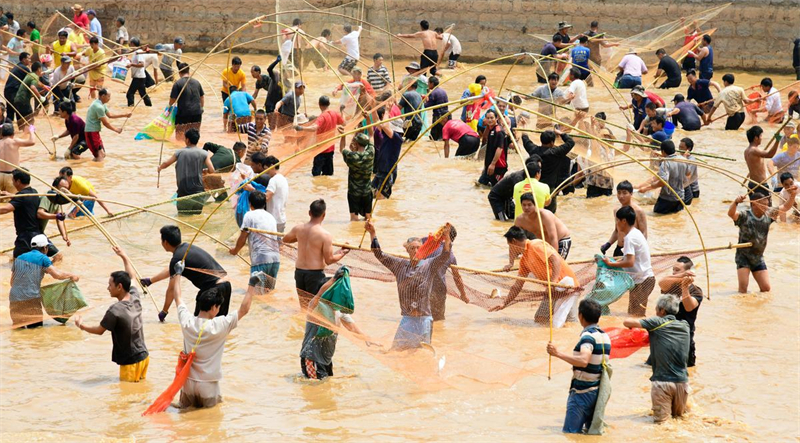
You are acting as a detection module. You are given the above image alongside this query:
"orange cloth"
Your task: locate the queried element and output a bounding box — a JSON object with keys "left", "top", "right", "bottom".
{"left": 518, "top": 239, "right": 576, "bottom": 285}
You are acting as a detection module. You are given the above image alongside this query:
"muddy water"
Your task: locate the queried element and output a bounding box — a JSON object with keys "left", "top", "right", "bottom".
{"left": 1, "top": 52, "right": 799, "bottom": 442}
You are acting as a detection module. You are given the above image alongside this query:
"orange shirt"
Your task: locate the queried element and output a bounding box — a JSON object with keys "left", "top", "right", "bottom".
{"left": 518, "top": 239, "right": 576, "bottom": 285}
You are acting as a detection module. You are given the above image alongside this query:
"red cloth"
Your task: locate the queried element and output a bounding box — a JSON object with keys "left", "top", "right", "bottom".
{"left": 389, "top": 104, "right": 401, "bottom": 118}
{"left": 645, "top": 91, "right": 665, "bottom": 107}
{"left": 335, "top": 79, "right": 376, "bottom": 97}
{"left": 73, "top": 13, "right": 90, "bottom": 30}
{"left": 143, "top": 351, "right": 195, "bottom": 415}
{"left": 442, "top": 119, "right": 478, "bottom": 142}
{"left": 84, "top": 131, "right": 104, "bottom": 157}
{"left": 683, "top": 34, "right": 698, "bottom": 58}
{"left": 316, "top": 110, "right": 344, "bottom": 153}
{"left": 605, "top": 327, "right": 650, "bottom": 359}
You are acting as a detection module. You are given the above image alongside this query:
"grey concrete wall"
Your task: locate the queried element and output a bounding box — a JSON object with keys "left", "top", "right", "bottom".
{"left": 7, "top": 0, "right": 799, "bottom": 71}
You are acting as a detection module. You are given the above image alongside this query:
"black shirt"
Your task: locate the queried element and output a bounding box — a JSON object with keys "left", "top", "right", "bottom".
{"left": 253, "top": 173, "right": 271, "bottom": 189}
{"left": 170, "top": 77, "right": 204, "bottom": 117}
{"left": 663, "top": 283, "right": 703, "bottom": 335}
{"left": 4, "top": 64, "right": 30, "bottom": 95}
{"left": 553, "top": 32, "right": 570, "bottom": 47}
{"left": 490, "top": 169, "right": 527, "bottom": 199}
{"left": 483, "top": 125, "right": 508, "bottom": 172}
{"left": 265, "top": 58, "right": 283, "bottom": 113}
{"left": 658, "top": 56, "right": 682, "bottom": 85}
{"left": 170, "top": 243, "right": 226, "bottom": 291}
{"left": 10, "top": 187, "right": 40, "bottom": 235}
{"left": 521, "top": 134, "right": 575, "bottom": 189}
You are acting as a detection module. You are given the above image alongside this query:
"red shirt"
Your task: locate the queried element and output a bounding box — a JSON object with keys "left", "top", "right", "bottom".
{"left": 442, "top": 119, "right": 478, "bottom": 142}
{"left": 73, "top": 12, "right": 90, "bottom": 30}
{"left": 683, "top": 33, "right": 698, "bottom": 58}
{"left": 645, "top": 91, "right": 665, "bottom": 107}
{"left": 316, "top": 110, "right": 345, "bottom": 153}
{"left": 335, "top": 79, "right": 376, "bottom": 98}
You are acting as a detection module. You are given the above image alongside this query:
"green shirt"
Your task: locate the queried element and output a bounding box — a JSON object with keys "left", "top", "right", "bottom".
{"left": 38, "top": 196, "right": 59, "bottom": 233}
{"left": 85, "top": 99, "right": 108, "bottom": 132}
{"left": 342, "top": 143, "right": 375, "bottom": 197}
{"left": 14, "top": 72, "right": 39, "bottom": 105}
{"left": 640, "top": 314, "right": 690, "bottom": 383}
{"left": 30, "top": 29, "right": 41, "bottom": 43}
{"left": 202, "top": 142, "right": 239, "bottom": 172}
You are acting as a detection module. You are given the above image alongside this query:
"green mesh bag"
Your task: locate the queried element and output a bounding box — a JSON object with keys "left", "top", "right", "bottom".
{"left": 40, "top": 280, "right": 88, "bottom": 324}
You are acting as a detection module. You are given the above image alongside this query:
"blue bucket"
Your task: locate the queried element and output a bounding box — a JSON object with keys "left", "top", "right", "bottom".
{"left": 664, "top": 121, "right": 675, "bottom": 137}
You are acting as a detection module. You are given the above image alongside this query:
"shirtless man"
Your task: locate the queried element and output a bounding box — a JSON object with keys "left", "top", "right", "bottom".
{"left": 744, "top": 126, "right": 780, "bottom": 197}
{"left": 504, "top": 192, "right": 571, "bottom": 271}
{"left": 282, "top": 199, "right": 350, "bottom": 310}
{"left": 601, "top": 180, "right": 648, "bottom": 257}
{"left": 0, "top": 123, "right": 35, "bottom": 193}
{"left": 397, "top": 20, "right": 439, "bottom": 76}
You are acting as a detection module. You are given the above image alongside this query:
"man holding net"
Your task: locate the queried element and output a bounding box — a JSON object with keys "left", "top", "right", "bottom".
{"left": 601, "top": 206, "right": 654, "bottom": 316}
{"left": 283, "top": 199, "right": 350, "bottom": 310}
{"left": 75, "top": 246, "right": 149, "bottom": 382}
{"left": 364, "top": 221, "right": 454, "bottom": 350}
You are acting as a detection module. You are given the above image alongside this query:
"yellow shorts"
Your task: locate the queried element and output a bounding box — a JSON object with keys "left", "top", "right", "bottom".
{"left": 119, "top": 355, "right": 149, "bottom": 382}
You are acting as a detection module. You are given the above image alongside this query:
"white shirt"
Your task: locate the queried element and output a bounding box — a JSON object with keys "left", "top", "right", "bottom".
{"left": 159, "top": 43, "right": 182, "bottom": 68}
{"left": 568, "top": 80, "right": 588, "bottom": 109}
{"left": 621, "top": 227, "right": 653, "bottom": 284}
{"left": 440, "top": 32, "right": 462, "bottom": 55}
{"left": 340, "top": 27, "right": 362, "bottom": 60}
{"left": 266, "top": 173, "right": 288, "bottom": 224}
{"left": 618, "top": 54, "right": 648, "bottom": 77}
{"left": 51, "top": 65, "right": 76, "bottom": 89}
{"left": 241, "top": 209, "right": 280, "bottom": 265}
{"left": 130, "top": 52, "right": 146, "bottom": 78}
{"left": 764, "top": 87, "right": 782, "bottom": 114}
{"left": 178, "top": 302, "right": 239, "bottom": 382}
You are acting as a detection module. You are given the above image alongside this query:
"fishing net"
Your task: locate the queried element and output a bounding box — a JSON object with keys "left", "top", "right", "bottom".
{"left": 40, "top": 279, "right": 88, "bottom": 324}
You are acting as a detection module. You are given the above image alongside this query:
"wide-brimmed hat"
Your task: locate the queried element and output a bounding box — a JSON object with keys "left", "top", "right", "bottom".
{"left": 631, "top": 85, "right": 647, "bottom": 97}
{"left": 626, "top": 48, "right": 639, "bottom": 54}
{"left": 558, "top": 22, "right": 572, "bottom": 30}
{"left": 405, "top": 61, "right": 420, "bottom": 72}
{"left": 71, "top": 4, "right": 83, "bottom": 11}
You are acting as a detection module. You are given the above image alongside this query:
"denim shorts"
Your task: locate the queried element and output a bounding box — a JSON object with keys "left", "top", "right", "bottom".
{"left": 563, "top": 388, "right": 598, "bottom": 433}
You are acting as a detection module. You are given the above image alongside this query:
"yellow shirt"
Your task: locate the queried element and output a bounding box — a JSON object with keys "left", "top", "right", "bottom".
{"left": 513, "top": 178, "right": 550, "bottom": 218}
{"left": 221, "top": 67, "right": 246, "bottom": 94}
{"left": 82, "top": 47, "right": 106, "bottom": 81}
{"left": 52, "top": 41, "right": 75, "bottom": 67}
{"left": 780, "top": 134, "right": 799, "bottom": 153}
{"left": 69, "top": 175, "right": 95, "bottom": 196}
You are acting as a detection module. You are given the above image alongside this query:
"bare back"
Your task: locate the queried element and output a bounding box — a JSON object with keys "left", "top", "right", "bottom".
{"left": 744, "top": 146, "right": 768, "bottom": 183}
{"left": 293, "top": 222, "right": 332, "bottom": 270}
{"left": 0, "top": 138, "right": 22, "bottom": 169}
{"left": 419, "top": 30, "right": 438, "bottom": 50}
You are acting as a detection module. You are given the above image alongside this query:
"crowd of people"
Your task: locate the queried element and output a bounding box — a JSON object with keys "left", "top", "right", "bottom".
{"left": 1, "top": 6, "right": 799, "bottom": 435}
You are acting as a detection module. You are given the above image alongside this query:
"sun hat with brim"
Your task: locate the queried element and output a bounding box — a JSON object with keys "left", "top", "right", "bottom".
{"left": 626, "top": 48, "right": 639, "bottom": 54}
{"left": 405, "top": 61, "right": 420, "bottom": 72}
{"left": 30, "top": 234, "right": 50, "bottom": 248}
{"left": 558, "top": 22, "right": 572, "bottom": 30}
{"left": 72, "top": 4, "right": 83, "bottom": 11}
{"left": 631, "top": 85, "right": 647, "bottom": 97}
{"left": 390, "top": 118, "right": 404, "bottom": 132}
{"left": 294, "top": 80, "right": 306, "bottom": 88}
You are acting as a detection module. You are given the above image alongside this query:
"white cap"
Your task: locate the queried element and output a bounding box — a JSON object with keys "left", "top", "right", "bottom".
{"left": 30, "top": 234, "right": 49, "bottom": 248}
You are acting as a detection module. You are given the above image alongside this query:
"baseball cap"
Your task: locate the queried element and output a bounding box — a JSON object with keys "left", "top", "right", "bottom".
{"left": 86, "top": 9, "right": 96, "bottom": 15}
{"left": 61, "top": 55, "right": 72, "bottom": 63}
{"left": 672, "top": 93, "right": 685, "bottom": 103}
{"left": 174, "top": 37, "right": 184, "bottom": 45}
{"left": 354, "top": 133, "right": 370, "bottom": 147}
{"left": 30, "top": 234, "right": 49, "bottom": 248}
{"left": 294, "top": 80, "right": 305, "bottom": 88}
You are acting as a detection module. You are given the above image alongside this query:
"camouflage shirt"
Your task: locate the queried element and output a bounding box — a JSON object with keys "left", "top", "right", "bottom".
{"left": 342, "top": 143, "right": 375, "bottom": 197}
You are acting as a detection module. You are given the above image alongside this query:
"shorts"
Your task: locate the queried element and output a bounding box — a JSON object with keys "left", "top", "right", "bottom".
{"left": 179, "top": 379, "right": 222, "bottom": 409}
{"left": 629, "top": 276, "right": 656, "bottom": 316}
{"left": 10, "top": 297, "right": 44, "bottom": 328}
{"left": 119, "top": 355, "right": 149, "bottom": 382}
{"left": 651, "top": 381, "right": 690, "bottom": 423}
{"left": 558, "top": 236, "right": 572, "bottom": 259}
{"left": 312, "top": 151, "right": 334, "bottom": 176}
{"left": 0, "top": 171, "right": 15, "bottom": 193}
{"left": 420, "top": 49, "right": 439, "bottom": 76}
{"left": 69, "top": 140, "right": 90, "bottom": 156}
{"left": 683, "top": 186, "right": 693, "bottom": 206}
{"left": 338, "top": 56, "right": 357, "bottom": 73}
{"left": 301, "top": 357, "right": 333, "bottom": 380}
{"left": 681, "top": 57, "right": 696, "bottom": 72}
{"left": 69, "top": 199, "right": 95, "bottom": 218}
{"left": 250, "top": 262, "right": 280, "bottom": 290}
{"left": 89, "top": 76, "right": 104, "bottom": 88}
{"left": 372, "top": 170, "right": 396, "bottom": 199}
{"left": 586, "top": 184, "right": 613, "bottom": 198}
{"left": 653, "top": 197, "right": 684, "bottom": 214}
{"left": 304, "top": 49, "right": 328, "bottom": 69}
{"left": 455, "top": 134, "right": 480, "bottom": 156}
{"left": 175, "top": 113, "right": 202, "bottom": 126}
{"left": 295, "top": 268, "right": 328, "bottom": 310}
{"left": 84, "top": 131, "right": 104, "bottom": 157}
{"left": 699, "top": 70, "right": 713, "bottom": 80}
{"left": 725, "top": 112, "right": 745, "bottom": 130}
{"left": 448, "top": 53, "right": 461, "bottom": 62}
{"left": 735, "top": 253, "right": 767, "bottom": 272}
{"left": 194, "top": 281, "right": 232, "bottom": 316}
{"left": 176, "top": 194, "right": 208, "bottom": 214}
{"left": 392, "top": 315, "right": 433, "bottom": 351}
{"left": 347, "top": 192, "right": 373, "bottom": 217}
{"left": 563, "top": 388, "right": 599, "bottom": 433}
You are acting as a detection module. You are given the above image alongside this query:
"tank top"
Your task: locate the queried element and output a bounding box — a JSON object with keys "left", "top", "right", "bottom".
{"left": 699, "top": 45, "right": 713, "bottom": 74}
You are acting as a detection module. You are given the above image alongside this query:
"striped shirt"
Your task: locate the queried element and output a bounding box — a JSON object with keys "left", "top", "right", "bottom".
{"left": 367, "top": 66, "right": 391, "bottom": 91}
{"left": 238, "top": 122, "right": 271, "bottom": 160}
{"left": 570, "top": 325, "right": 611, "bottom": 391}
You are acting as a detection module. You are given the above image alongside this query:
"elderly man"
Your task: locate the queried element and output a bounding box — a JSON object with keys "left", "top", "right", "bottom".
{"left": 705, "top": 73, "right": 754, "bottom": 131}
{"left": 624, "top": 295, "right": 691, "bottom": 424}
{"left": 616, "top": 49, "right": 648, "bottom": 89}
{"left": 365, "top": 221, "right": 454, "bottom": 350}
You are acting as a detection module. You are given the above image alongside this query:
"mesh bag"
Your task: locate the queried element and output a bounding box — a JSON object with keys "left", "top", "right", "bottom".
{"left": 40, "top": 279, "right": 88, "bottom": 324}
{"left": 585, "top": 254, "right": 635, "bottom": 315}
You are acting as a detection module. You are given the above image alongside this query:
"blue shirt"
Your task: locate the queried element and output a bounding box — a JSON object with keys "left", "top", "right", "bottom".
{"left": 632, "top": 98, "right": 652, "bottom": 129}
{"left": 10, "top": 250, "right": 52, "bottom": 302}
{"left": 571, "top": 46, "right": 590, "bottom": 70}
{"left": 699, "top": 45, "right": 713, "bottom": 74}
{"left": 223, "top": 91, "right": 255, "bottom": 118}
{"left": 541, "top": 42, "right": 557, "bottom": 57}
{"left": 652, "top": 130, "right": 669, "bottom": 142}
{"left": 90, "top": 18, "right": 103, "bottom": 46}
{"left": 687, "top": 79, "right": 713, "bottom": 104}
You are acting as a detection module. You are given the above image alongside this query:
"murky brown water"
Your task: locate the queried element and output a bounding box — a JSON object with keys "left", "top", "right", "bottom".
{"left": 1, "top": 52, "right": 799, "bottom": 442}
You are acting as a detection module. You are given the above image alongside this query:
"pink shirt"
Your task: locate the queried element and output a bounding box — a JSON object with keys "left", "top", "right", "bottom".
{"left": 73, "top": 13, "right": 90, "bottom": 30}
{"left": 618, "top": 54, "right": 648, "bottom": 77}
{"left": 442, "top": 119, "right": 478, "bottom": 142}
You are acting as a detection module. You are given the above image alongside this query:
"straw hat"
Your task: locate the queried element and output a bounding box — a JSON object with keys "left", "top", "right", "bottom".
{"left": 558, "top": 22, "right": 572, "bottom": 31}
{"left": 71, "top": 4, "right": 83, "bottom": 11}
